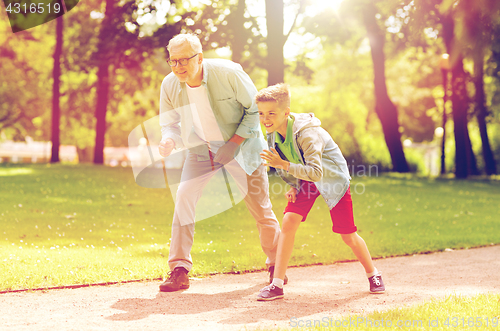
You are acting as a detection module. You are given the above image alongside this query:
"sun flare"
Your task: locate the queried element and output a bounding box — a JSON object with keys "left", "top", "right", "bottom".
{"left": 311, "top": 0, "right": 345, "bottom": 13}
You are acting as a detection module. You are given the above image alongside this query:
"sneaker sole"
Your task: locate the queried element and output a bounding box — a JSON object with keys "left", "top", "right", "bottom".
{"left": 257, "top": 294, "right": 284, "bottom": 301}
{"left": 370, "top": 290, "right": 385, "bottom": 294}
{"left": 159, "top": 284, "right": 190, "bottom": 292}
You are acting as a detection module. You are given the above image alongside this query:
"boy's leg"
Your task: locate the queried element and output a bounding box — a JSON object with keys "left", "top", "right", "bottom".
{"left": 273, "top": 181, "right": 319, "bottom": 281}
{"left": 341, "top": 232, "right": 385, "bottom": 294}
{"left": 257, "top": 213, "right": 301, "bottom": 301}
{"left": 340, "top": 232, "right": 374, "bottom": 274}
{"left": 258, "top": 181, "right": 319, "bottom": 301}
{"left": 273, "top": 212, "right": 303, "bottom": 281}
{"left": 331, "top": 187, "right": 385, "bottom": 293}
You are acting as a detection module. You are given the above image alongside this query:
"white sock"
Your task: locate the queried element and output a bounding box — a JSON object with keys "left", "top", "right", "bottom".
{"left": 366, "top": 268, "right": 380, "bottom": 278}
{"left": 272, "top": 278, "right": 284, "bottom": 288}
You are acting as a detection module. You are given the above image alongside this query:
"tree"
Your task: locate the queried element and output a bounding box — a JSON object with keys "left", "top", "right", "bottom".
{"left": 51, "top": 2, "right": 64, "bottom": 163}
{"left": 265, "top": 0, "right": 305, "bottom": 85}
{"left": 92, "top": 0, "right": 114, "bottom": 164}
{"left": 407, "top": 0, "right": 482, "bottom": 177}
{"left": 456, "top": 0, "right": 499, "bottom": 175}
{"left": 301, "top": 0, "right": 410, "bottom": 172}
{"left": 227, "top": 0, "right": 246, "bottom": 64}
{"left": 265, "top": 0, "right": 285, "bottom": 85}
{"left": 0, "top": 7, "right": 55, "bottom": 143}
{"left": 361, "top": 2, "right": 409, "bottom": 172}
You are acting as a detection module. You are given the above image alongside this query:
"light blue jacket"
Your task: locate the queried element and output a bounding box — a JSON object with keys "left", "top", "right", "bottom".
{"left": 268, "top": 113, "right": 352, "bottom": 209}
{"left": 160, "top": 59, "right": 267, "bottom": 175}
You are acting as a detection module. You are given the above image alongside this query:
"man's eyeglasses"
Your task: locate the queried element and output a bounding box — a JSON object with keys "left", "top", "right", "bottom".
{"left": 167, "top": 53, "right": 199, "bottom": 67}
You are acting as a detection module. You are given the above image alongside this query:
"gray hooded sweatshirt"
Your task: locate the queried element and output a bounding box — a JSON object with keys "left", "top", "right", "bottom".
{"left": 267, "top": 112, "right": 352, "bottom": 209}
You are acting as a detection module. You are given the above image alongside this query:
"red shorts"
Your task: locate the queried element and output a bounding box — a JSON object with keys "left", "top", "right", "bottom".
{"left": 283, "top": 181, "right": 357, "bottom": 234}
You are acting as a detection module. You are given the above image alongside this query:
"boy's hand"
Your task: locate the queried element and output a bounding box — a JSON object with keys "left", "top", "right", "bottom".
{"left": 260, "top": 148, "right": 290, "bottom": 171}
{"left": 285, "top": 187, "right": 297, "bottom": 203}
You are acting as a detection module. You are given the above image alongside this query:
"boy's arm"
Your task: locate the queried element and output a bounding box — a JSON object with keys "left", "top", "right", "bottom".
{"left": 260, "top": 148, "right": 290, "bottom": 171}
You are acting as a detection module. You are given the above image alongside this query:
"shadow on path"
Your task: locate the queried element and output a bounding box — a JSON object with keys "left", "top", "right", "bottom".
{"left": 108, "top": 284, "right": 262, "bottom": 321}
{"left": 107, "top": 283, "right": 372, "bottom": 324}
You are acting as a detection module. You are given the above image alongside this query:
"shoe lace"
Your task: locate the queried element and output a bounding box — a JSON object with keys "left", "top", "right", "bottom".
{"left": 372, "top": 275, "right": 381, "bottom": 286}
{"left": 166, "top": 269, "right": 182, "bottom": 281}
{"left": 260, "top": 284, "right": 275, "bottom": 293}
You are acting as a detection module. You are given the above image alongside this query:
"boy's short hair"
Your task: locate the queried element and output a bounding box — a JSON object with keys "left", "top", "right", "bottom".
{"left": 167, "top": 33, "right": 203, "bottom": 54}
{"left": 255, "top": 83, "right": 291, "bottom": 110}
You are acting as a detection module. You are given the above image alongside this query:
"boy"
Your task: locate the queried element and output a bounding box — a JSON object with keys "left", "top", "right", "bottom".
{"left": 255, "top": 83, "right": 385, "bottom": 301}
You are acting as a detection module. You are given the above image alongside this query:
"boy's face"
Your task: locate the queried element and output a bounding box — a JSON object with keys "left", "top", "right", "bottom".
{"left": 258, "top": 101, "right": 290, "bottom": 135}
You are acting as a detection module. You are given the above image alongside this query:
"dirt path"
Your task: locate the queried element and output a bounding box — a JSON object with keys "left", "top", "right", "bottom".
{"left": 1, "top": 245, "right": 499, "bottom": 331}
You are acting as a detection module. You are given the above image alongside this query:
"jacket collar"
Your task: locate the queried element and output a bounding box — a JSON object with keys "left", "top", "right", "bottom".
{"left": 201, "top": 60, "right": 209, "bottom": 86}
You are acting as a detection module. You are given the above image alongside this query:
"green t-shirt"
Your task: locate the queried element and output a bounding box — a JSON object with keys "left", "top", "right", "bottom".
{"left": 275, "top": 116, "right": 302, "bottom": 165}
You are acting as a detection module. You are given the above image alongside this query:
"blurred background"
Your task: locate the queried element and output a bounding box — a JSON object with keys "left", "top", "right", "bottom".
{"left": 1, "top": 0, "right": 499, "bottom": 179}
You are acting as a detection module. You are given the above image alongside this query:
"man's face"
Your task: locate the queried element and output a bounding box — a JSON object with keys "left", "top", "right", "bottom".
{"left": 258, "top": 101, "right": 290, "bottom": 135}
{"left": 168, "top": 43, "right": 203, "bottom": 86}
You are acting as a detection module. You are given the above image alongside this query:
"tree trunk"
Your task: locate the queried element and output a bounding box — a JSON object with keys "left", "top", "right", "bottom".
{"left": 265, "top": 0, "right": 285, "bottom": 85}
{"left": 50, "top": 9, "right": 63, "bottom": 163}
{"left": 473, "top": 50, "right": 497, "bottom": 175}
{"left": 465, "top": 121, "right": 479, "bottom": 175}
{"left": 230, "top": 0, "right": 246, "bottom": 65}
{"left": 93, "top": 0, "right": 114, "bottom": 164}
{"left": 450, "top": 57, "right": 469, "bottom": 178}
{"left": 440, "top": 13, "right": 478, "bottom": 178}
{"left": 93, "top": 62, "right": 110, "bottom": 164}
{"left": 362, "top": 6, "right": 409, "bottom": 173}
{"left": 440, "top": 68, "right": 449, "bottom": 174}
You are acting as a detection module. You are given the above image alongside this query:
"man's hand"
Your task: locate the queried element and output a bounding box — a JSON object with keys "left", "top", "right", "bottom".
{"left": 260, "top": 148, "right": 290, "bottom": 171}
{"left": 213, "top": 141, "right": 239, "bottom": 165}
{"left": 159, "top": 138, "right": 175, "bottom": 157}
{"left": 285, "top": 187, "right": 298, "bottom": 203}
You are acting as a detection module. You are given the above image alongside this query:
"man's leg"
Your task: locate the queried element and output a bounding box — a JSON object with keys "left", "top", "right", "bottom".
{"left": 237, "top": 164, "right": 280, "bottom": 266}
{"left": 161, "top": 154, "right": 223, "bottom": 292}
{"left": 167, "top": 154, "right": 219, "bottom": 272}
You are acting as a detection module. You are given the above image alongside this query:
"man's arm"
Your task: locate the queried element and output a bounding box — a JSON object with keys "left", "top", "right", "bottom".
{"left": 229, "top": 64, "right": 261, "bottom": 140}
{"left": 213, "top": 64, "right": 258, "bottom": 164}
{"left": 159, "top": 77, "right": 184, "bottom": 149}
{"left": 228, "top": 134, "right": 245, "bottom": 145}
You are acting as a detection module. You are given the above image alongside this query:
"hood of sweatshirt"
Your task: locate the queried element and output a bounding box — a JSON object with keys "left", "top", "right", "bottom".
{"left": 291, "top": 112, "right": 321, "bottom": 135}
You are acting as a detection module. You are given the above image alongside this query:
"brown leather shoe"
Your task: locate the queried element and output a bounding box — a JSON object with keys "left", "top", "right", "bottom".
{"left": 268, "top": 265, "right": 288, "bottom": 285}
{"left": 159, "top": 267, "right": 190, "bottom": 292}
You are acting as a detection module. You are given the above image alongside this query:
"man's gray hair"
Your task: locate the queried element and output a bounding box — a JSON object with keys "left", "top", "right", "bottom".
{"left": 167, "top": 33, "right": 203, "bottom": 54}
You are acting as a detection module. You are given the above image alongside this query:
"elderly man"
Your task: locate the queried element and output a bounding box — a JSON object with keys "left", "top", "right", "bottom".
{"left": 158, "top": 33, "right": 284, "bottom": 292}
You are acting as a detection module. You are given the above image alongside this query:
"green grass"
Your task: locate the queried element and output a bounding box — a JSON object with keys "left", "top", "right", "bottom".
{"left": 266, "top": 293, "right": 500, "bottom": 330}
{"left": 1, "top": 164, "right": 499, "bottom": 291}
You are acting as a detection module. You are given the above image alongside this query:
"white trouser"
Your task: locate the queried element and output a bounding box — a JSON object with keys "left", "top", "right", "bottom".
{"left": 168, "top": 153, "right": 280, "bottom": 272}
